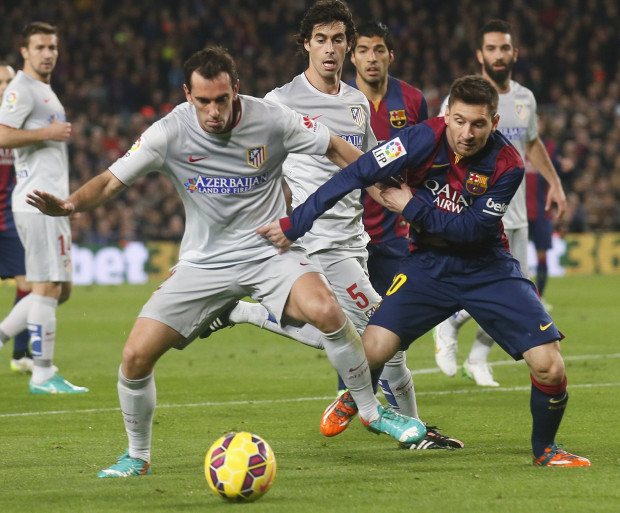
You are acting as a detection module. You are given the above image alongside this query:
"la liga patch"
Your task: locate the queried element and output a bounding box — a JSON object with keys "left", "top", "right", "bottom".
{"left": 372, "top": 137, "right": 407, "bottom": 168}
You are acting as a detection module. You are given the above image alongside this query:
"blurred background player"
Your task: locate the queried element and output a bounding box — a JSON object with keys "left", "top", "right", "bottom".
{"left": 433, "top": 19, "right": 567, "bottom": 387}
{"left": 0, "top": 61, "right": 34, "bottom": 373}
{"left": 0, "top": 22, "right": 86, "bottom": 393}
{"left": 206, "top": 4, "right": 460, "bottom": 449}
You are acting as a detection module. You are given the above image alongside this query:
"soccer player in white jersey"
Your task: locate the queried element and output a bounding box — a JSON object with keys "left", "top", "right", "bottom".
{"left": 28, "top": 46, "right": 426, "bottom": 477}
{"left": 433, "top": 19, "right": 567, "bottom": 386}
{"left": 0, "top": 22, "right": 84, "bottom": 393}
{"left": 205, "top": 1, "right": 460, "bottom": 450}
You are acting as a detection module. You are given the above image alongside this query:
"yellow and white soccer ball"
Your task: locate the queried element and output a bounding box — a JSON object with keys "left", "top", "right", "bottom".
{"left": 205, "top": 431, "right": 276, "bottom": 502}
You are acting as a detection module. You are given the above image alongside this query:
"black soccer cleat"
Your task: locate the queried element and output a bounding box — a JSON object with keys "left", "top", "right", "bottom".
{"left": 199, "top": 301, "right": 238, "bottom": 339}
{"left": 399, "top": 424, "right": 464, "bottom": 450}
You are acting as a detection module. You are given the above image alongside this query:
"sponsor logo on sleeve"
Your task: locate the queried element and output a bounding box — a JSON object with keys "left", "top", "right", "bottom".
{"left": 123, "top": 138, "right": 142, "bottom": 158}
{"left": 372, "top": 137, "right": 407, "bottom": 168}
{"left": 482, "top": 197, "right": 508, "bottom": 216}
{"left": 3, "top": 91, "right": 17, "bottom": 112}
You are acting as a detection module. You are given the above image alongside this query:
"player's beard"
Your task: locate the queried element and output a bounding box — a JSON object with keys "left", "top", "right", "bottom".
{"left": 482, "top": 58, "right": 512, "bottom": 87}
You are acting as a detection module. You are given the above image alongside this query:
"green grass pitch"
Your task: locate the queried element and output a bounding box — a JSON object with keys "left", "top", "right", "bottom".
{"left": 0, "top": 275, "right": 618, "bottom": 512}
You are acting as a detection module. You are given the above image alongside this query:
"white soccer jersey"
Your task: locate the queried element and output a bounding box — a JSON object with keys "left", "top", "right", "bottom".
{"left": 109, "top": 96, "right": 330, "bottom": 268}
{"left": 440, "top": 80, "right": 537, "bottom": 229}
{"left": 0, "top": 71, "right": 69, "bottom": 213}
{"left": 265, "top": 73, "right": 377, "bottom": 254}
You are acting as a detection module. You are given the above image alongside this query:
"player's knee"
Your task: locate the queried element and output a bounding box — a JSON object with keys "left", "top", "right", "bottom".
{"left": 304, "top": 295, "right": 344, "bottom": 333}
{"left": 526, "top": 342, "right": 565, "bottom": 384}
{"left": 58, "top": 282, "right": 72, "bottom": 304}
{"left": 121, "top": 343, "right": 155, "bottom": 379}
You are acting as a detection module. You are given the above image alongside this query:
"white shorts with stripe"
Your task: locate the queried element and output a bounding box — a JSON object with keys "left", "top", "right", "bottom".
{"left": 14, "top": 212, "right": 72, "bottom": 283}
{"left": 139, "top": 247, "right": 321, "bottom": 342}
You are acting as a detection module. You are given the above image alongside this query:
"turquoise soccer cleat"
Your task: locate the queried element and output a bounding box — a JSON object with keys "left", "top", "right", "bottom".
{"left": 361, "top": 405, "right": 427, "bottom": 444}
{"left": 98, "top": 450, "right": 151, "bottom": 478}
{"left": 29, "top": 374, "right": 88, "bottom": 394}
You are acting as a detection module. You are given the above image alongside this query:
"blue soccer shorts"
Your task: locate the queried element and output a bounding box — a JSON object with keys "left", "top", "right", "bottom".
{"left": 369, "top": 248, "right": 561, "bottom": 360}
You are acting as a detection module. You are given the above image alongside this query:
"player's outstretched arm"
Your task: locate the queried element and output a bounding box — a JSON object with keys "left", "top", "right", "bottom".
{"left": 27, "top": 169, "right": 126, "bottom": 216}
{"left": 256, "top": 221, "right": 292, "bottom": 253}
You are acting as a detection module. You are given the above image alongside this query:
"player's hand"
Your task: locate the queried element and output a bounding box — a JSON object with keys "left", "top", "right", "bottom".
{"left": 380, "top": 182, "right": 413, "bottom": 214}
{"left": 257, "top": 221, "right": 292, "bottom": 253}
{"left": 26, "top": 190, "right": 75, "bottom": 216}
{"left": 46, "top": 121, "right": 72, "bottom": 142}
{"left": 546, "top": 182, "right": 567, "bottom": 219}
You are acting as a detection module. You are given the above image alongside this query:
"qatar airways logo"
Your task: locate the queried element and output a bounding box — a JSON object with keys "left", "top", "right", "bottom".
{"left": 424, "top": 180, "right": 472, "bottom": 213}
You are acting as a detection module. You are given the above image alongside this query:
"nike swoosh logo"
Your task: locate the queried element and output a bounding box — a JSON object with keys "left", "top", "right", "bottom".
{"left": 44, "top": 98, "right": 52, "bottom": 103}
{"left": 431, "top": 163, "right": 450, "bottom": 168}
{"left": 349, "top": 362, "right": 365, "bottom": 373}
{"left": 300, "top": 263, "right": 311, "bottom": 266}
{"left": 188, "top": 156, "right": 209, "bottom": 162}
{"left": 549, "top": 392, "right": 568, "bottom": 404}
{"left": 540, "top": 322, "right": 553, "bottom": 331}
{"left": 311, "top": 115, "right": 323, "bottom": 120}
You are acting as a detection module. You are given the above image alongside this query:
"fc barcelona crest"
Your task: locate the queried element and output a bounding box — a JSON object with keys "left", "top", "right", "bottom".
{"left": 515, "top": 103, "right": 526, "bottom": 120}
{"left": 349, "top": 105, "right": 365, "bottom": 127}
{"left": 465, "top": 171, "right": 489, "bottom": 195}
{"left": 247, "top": 146, "right": 266, "bottom": 168}
{"left": 389, "top": 109, "right": 407, "bottom": 128}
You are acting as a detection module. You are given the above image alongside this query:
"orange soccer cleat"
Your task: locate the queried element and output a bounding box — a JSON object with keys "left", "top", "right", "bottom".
{"left": 533, "top": 444, "right": 591, "bottom": 467}
{"left": 320, "top": 390, "right": 358, "bottom": 436}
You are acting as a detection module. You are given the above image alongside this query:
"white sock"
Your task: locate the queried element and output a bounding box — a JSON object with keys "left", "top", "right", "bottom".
{"left": 232, "top": 300, "right": 325, "bottom": 349}
{"left": 450, "top": 310, "right": 472, "bottom": 329}
{"left": 468, "top": 326, "right": 494, "bottom": 362}
{"left": 378, "top": 351, "right": 418, "bottom": 418}
{"left": 322, "top": 318, "right": 379, "bottom": 422}
{"left": 118, "top": 366, "right": 156, "bottom": 463}
{"left": 29, "top": 295, "right": 58, "bottom": 384}
{"left": 0, "top": 293, "right": 33, "bottom": 338}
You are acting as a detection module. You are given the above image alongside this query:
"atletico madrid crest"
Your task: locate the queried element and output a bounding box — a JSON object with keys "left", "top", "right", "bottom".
{"left": 389, "top": 109, "right": 407, "bottom": 128}
{"left": 515, "top": 103, "right": 526, "bottom": 120}
{"left": 349, "top": 106, "right": 365, "bottom": 127}
{"left": 247, "top": 146, "right": 266, "bottom": 168}
{"left": 465, "top": 171, "right": 489, "bottom": 195}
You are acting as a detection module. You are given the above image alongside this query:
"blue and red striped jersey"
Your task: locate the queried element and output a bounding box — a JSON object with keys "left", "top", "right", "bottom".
{"left": 0, "top": 148, "right": 16, "bottom": 233}
{"left": 282, "top": 117, "right": 525, "bottom": 266}
{"left": 348, "top": 75, "right": 427, "bottom": 257}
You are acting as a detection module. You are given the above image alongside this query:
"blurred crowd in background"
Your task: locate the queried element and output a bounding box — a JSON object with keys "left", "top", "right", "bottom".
{"left": 1, "top": 0, "right": 618, "bottom": 244}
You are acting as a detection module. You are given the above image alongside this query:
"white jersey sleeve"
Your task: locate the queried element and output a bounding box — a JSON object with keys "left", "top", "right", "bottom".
{"left": 108, "top": 123, "right": 167, "bottom": 185}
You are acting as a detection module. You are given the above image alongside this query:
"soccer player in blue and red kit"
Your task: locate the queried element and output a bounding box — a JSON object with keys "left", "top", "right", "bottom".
{"left": 259, "top": 75, "right": 590, "bottom": 467}
{"left": 348, "top": 20, "right": 428, "bottom": 296}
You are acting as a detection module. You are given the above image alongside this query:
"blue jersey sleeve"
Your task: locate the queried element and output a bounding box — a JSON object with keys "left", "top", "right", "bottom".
{"left": 402, "top": 165, "right": 525, "bottom": 243}
{"left": 283, "top": 123, "right": 437, "bottom": 241}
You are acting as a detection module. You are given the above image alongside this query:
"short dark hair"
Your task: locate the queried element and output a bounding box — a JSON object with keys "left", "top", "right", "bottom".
{"left": 353, "top": 21, "right": 394, "bottom": 53}
{"left": 183, "top": 46, "right": 239, "bottom": 92}
{"left": 296, "top": 0, "right": 356, "bottom": 56}
{"left": 448, "top": 75, "right": 498, "bottom": 117}
{"left": 21, "top": 22, "right": 57, "bottom": 48}
{"left": 478, "top": 19, "right": 514, "bottom": 49}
